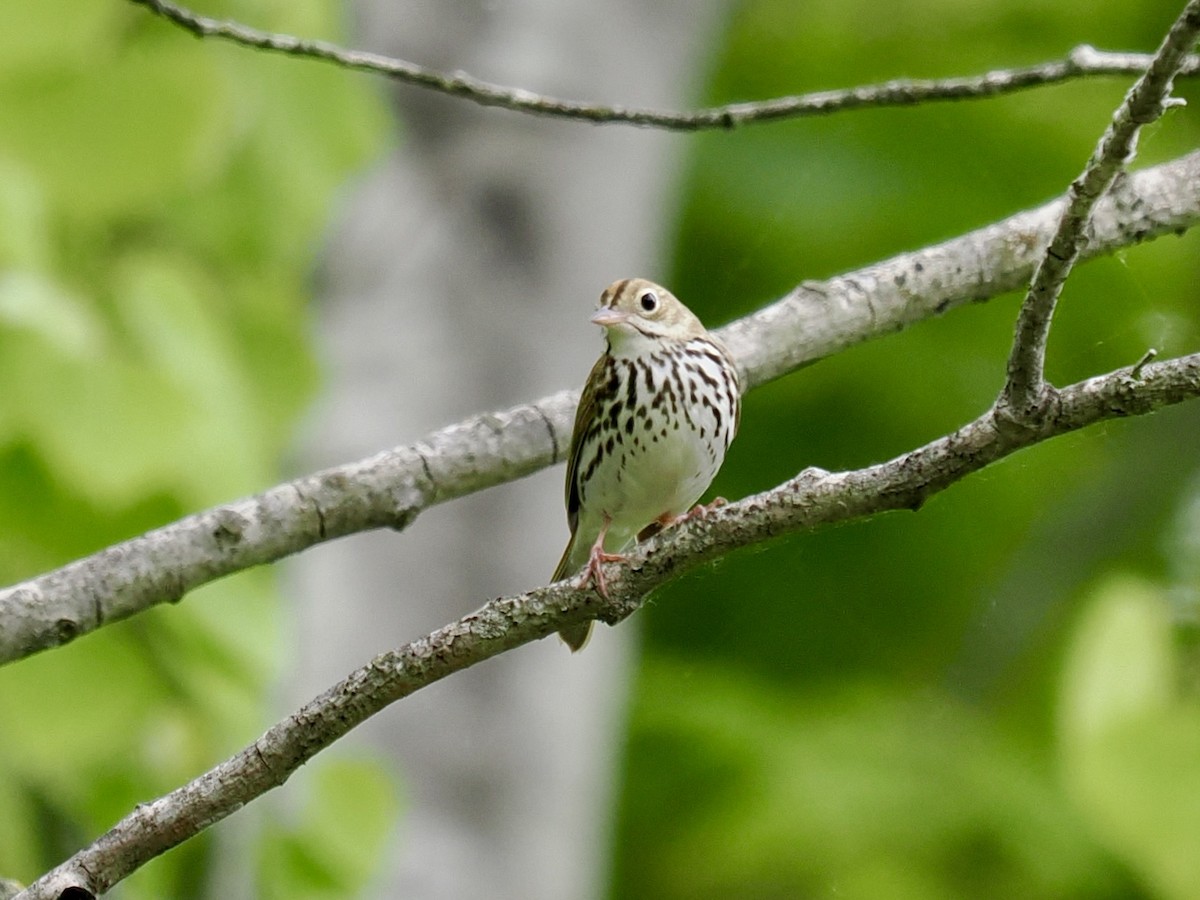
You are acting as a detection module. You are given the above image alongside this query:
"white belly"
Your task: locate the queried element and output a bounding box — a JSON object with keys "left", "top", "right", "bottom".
{"left": 582, "top": 419, "right": 720, "bottom": 543}
{"left": 574, "top": 340, "right": 736, "bottom": 553}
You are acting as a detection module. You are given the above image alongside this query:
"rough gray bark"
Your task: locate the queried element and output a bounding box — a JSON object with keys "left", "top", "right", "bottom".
{"left": 18, "top": 346, "right": 1200, "bottom": 900}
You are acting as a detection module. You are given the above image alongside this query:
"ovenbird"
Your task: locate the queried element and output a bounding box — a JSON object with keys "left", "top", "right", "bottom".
{"left": 552, "top": 278, "right": 741, "bottom": 650}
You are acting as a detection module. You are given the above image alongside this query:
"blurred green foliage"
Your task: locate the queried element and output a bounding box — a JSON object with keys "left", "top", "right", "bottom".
{"left": 3, "top": 1, "right": 1199, "bottom": 898}
{"left": 0, "top": 0, "right": 395, "bottom": 895}
{"left": 614, "top": 0, "right": 1200, "bottom": 897}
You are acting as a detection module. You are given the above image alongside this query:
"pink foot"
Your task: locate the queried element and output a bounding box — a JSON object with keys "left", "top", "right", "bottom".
{"left": 574, "top": 515, "right": 624, "bottom": 598}
{"left": 680, "top": 497, "right": 728, "bottom": 522}
{"left": 575, "top": 543, "right": 626, "bottom": 598}
{"left": 637, "top": 501, "right": 728, "bottom": 543}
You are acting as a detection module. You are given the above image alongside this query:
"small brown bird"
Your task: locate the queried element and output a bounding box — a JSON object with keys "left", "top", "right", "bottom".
{"left": 552, "top": 278, "right": 741, "bottom": 650}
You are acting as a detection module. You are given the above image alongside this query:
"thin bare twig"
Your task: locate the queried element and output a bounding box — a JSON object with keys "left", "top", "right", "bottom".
{"left": 127, "top": 0, "right": 1200, "bottom": 130}
{"left": 1001, "top": 0, "right": 1200, "bottom": 418}
{"left": 18, "top": 350, "right": 1200, "bottom": 900}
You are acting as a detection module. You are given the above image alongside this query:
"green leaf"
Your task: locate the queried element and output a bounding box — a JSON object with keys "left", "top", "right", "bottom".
{"left": 258, "top": 758, "right": 401, "bottom": 899}
{"left": 110, "top": 250, "right": 277, "bottom": 501}
{"left": 618, "top": 662, "right": 1116, "bottom": 899}
{"left": 1059, "top": 576, "right": 1173, "bottom": 748}
{"left": 0, "top": 44, "right": 234, "bottom": 220}
{"left": 0, "top": 159, "right": 52, "bottom": 270}
{"left": 0, "top": 627, "right": 169, "bottom": 795}
{"left": 0, "top": 0, "right": 387, "bottom": 890}
{"left": 0, "top": 779, "right": 37, "bottom": 883}
{"left": 0, "top": 270, "right": 106, "bottom": 357}
{"left": 0, "top": 0, "right": 121, "bottom": 78}
{"left": 1058, "top": 576, "right": 1200, "bottom": 900}
{"left": 0, "top": 329, "right": 193, "bottom": 506}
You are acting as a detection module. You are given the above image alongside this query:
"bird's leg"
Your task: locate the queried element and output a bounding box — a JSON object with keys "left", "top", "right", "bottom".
{"left": 637, "top": 510, "right": 681, "bottom": 542}
{"left": 636, "top": 500, "right": 727, "bottom": 547}
{"left": 637, "top": 517, "right": 666, "bottom": 542}
{"left": 581, "top": 501, "right": 729, "bottom": 598}
{"left": 576, "top": 514, "right": 625, "bottom": 598}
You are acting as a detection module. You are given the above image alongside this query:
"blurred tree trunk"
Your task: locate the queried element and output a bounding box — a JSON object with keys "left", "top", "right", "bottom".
{"left": 285, "top": 1, "right": 719, "bottom": 897}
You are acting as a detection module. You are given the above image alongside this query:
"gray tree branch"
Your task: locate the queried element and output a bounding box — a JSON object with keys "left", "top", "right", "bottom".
{"left": 2, "top": 150, "right": 1198, "bottom": 667}
{"left": 1001, "top": 0, "right": 1200, "bottom": 417}
{"left": 127, "top": 0, "right": 1200, "bottom": 130}
{"left": 17, "top": 348, "right": 1200, "bottom": 900}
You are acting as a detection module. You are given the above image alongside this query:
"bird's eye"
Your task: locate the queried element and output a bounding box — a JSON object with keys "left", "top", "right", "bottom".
{"left": 639, "top": 291, "right": 658, "bottom": 312}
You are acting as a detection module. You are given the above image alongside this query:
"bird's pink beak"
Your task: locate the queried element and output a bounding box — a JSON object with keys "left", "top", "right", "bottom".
{"left": 591, "top": 307, "right": 629, "bottom": 327}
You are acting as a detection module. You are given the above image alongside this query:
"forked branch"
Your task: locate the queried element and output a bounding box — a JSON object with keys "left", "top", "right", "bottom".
{"left": 1001, "top": 0, "right": 1200, "bottom": 417}
{"left": 17, "top": 349, "right": 1200, "bottom": 899}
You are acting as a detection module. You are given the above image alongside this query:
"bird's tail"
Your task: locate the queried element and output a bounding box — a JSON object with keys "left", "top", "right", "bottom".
{"left": 552, "top": 536, "right": 593, "bottom": 652}
{"left": 558, "top": 622, "right": 593, "bottom": 652}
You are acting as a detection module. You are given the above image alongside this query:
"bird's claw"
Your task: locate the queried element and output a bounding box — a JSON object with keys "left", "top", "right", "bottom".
{"left": 681, "top": 497, "right": 727, "bottom": 522}
{"left": 575, "top": 545, "right": 626, "bottom": 598}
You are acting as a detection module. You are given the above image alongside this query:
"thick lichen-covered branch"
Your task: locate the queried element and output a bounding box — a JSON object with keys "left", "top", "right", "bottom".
{"left": 18, "top": 349, "right": 1200, "bottom": 900}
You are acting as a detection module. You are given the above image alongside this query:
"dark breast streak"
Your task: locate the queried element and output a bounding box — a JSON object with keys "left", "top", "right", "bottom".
{"left": 573, "top": 338, "right": 739, "bottom": 510}
{"left": 575, "top": 354, "right": 623, "bottom": 502}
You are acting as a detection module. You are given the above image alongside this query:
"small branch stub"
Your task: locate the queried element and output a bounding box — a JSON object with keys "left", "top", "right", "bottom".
{"left": 1132, "top": 347, "right": 1159, "bottom": 379}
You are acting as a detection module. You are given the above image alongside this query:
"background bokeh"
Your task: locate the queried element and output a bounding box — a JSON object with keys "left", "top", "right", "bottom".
{"left": 0, "top": 1, "right": 395, "bottom": 896}
{"left": 2, "top": 0, "right": 1199, "bottom": 897}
